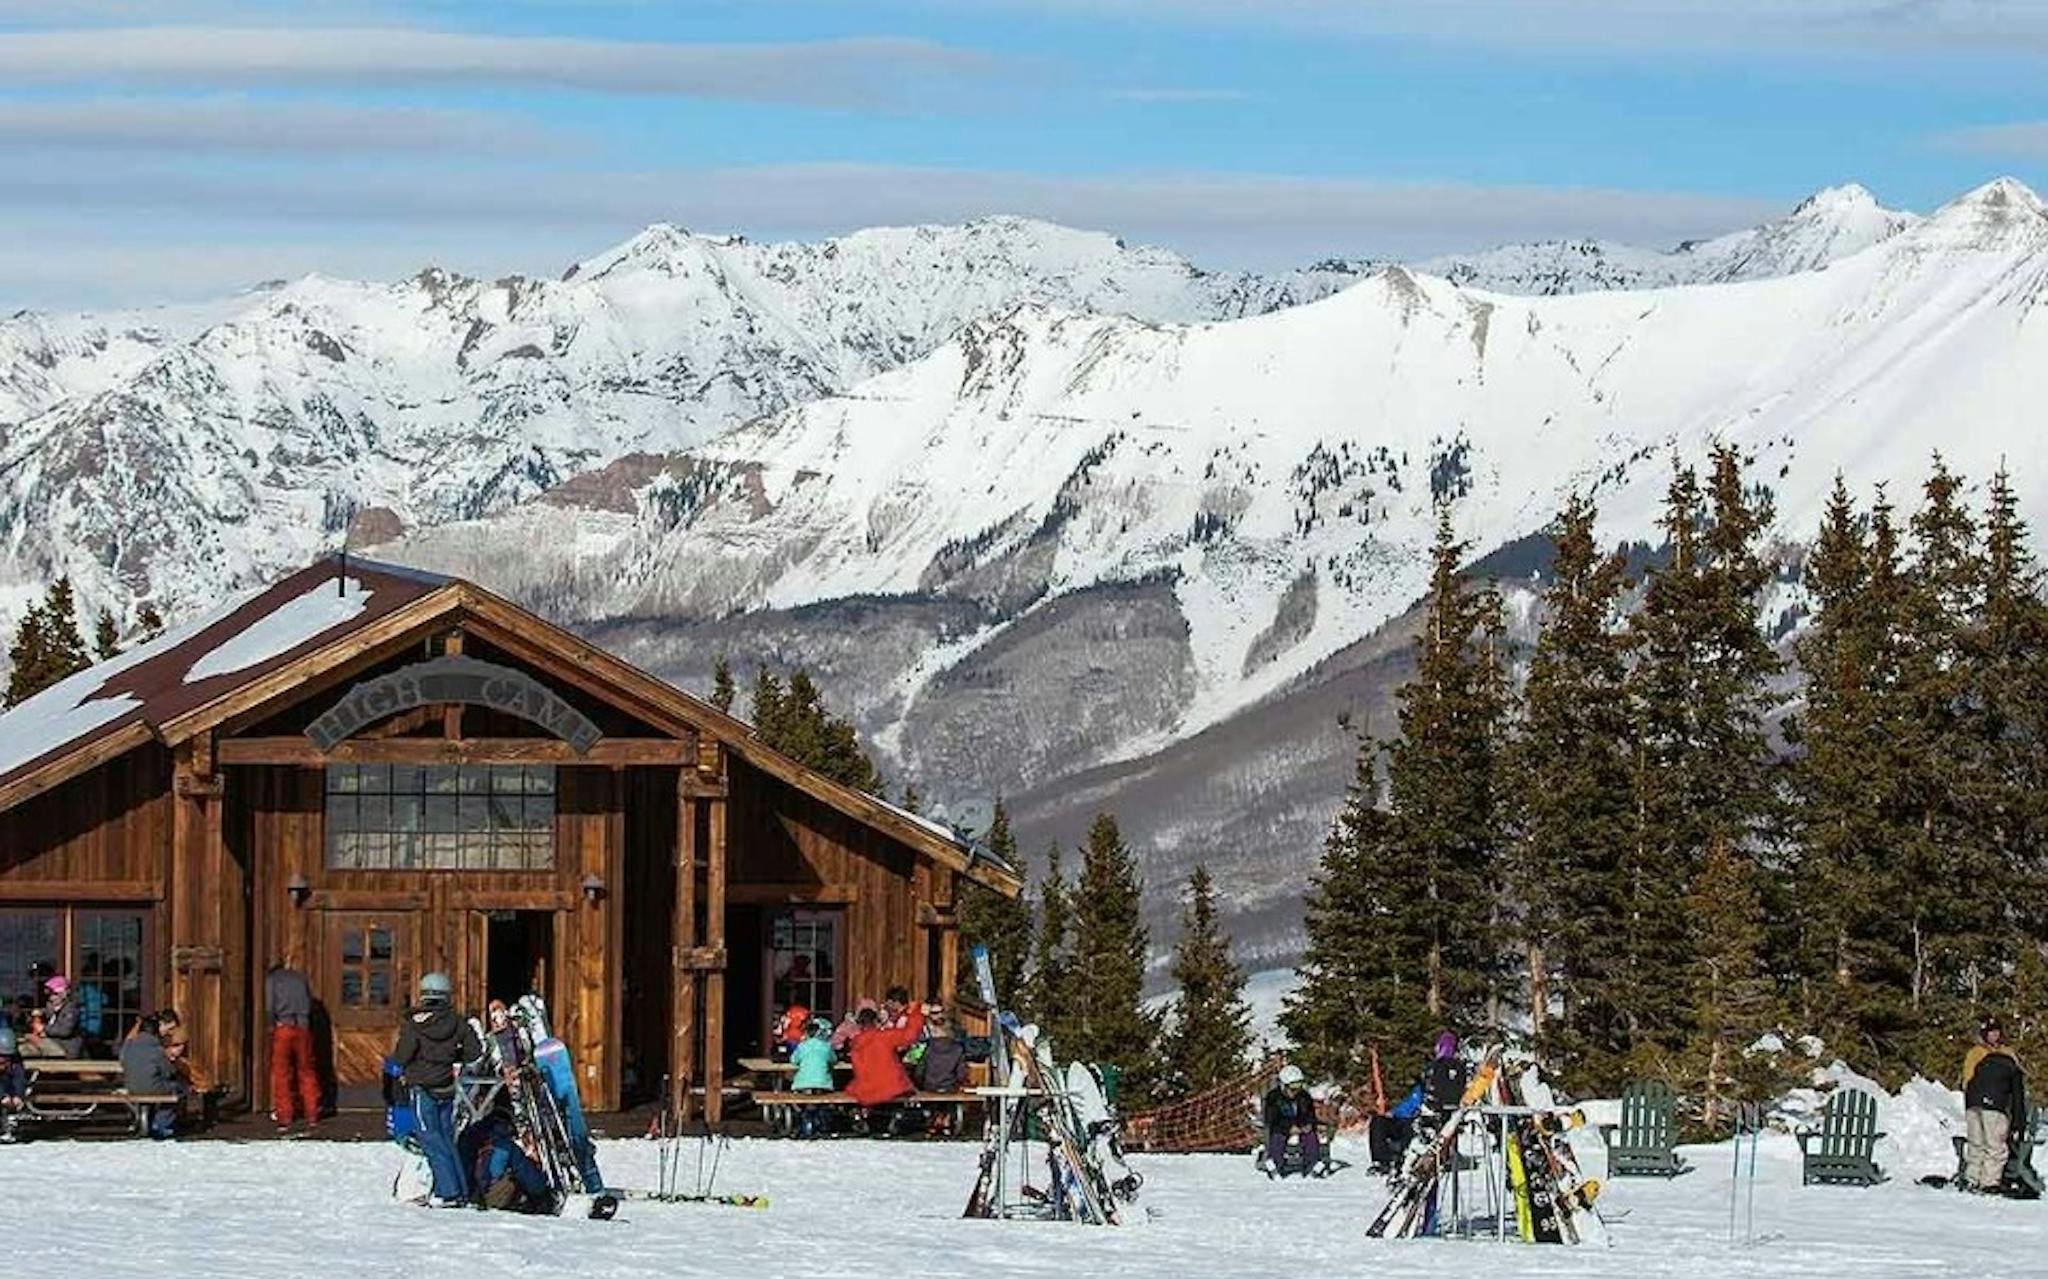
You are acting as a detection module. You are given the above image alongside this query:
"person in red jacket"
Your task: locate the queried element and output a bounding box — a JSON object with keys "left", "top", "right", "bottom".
{"left": 846, "top": 998, "right": 928, "bottom": 1130}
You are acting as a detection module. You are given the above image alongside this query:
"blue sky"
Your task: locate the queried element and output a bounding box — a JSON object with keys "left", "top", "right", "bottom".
{"left": 1, "top": 0, "right": 2045, "bottom": 306}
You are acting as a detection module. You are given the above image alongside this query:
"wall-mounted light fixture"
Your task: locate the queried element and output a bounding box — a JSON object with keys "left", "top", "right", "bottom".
{"left": 581, "top": 873, "right": 606, "bottom": 904}
{"left": 287, "top": 873, "right": 311, "bottom": 906}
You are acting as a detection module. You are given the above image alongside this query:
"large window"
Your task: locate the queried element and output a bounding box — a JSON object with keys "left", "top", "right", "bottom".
{"left": 1, "top": 907, "right": 60, "bottom": 1020}
{"left": 325, "top": 764, "right": 555, "bottom": 871}
{"left": 768, "top": 909, "right": 841, "bottom": 1035}
{"left": 2, "top": 906, "right": 151, "bottom": 1044}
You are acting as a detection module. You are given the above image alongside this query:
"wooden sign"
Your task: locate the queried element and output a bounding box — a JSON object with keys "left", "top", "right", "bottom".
{"left": 306, "top": 655, "right": 604, "bottom": 754}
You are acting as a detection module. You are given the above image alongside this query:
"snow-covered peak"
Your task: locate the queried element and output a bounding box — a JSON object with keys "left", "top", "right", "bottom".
{"left": 1912, "top": 176, "right": 2048, "bottom": 250}
{"left": 1790, "top": 182, "right": 1882, "bottom": 218}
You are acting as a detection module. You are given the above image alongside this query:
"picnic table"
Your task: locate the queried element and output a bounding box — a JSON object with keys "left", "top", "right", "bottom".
{"left": 754, "top": 1088, "right": 986, "bottom": 1136}
{"left": 20, "top": 1057, "right": 182, "bottom": 1136}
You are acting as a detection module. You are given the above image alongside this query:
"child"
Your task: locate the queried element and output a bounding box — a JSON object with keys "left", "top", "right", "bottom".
{"left": 772, "top": 1002, "right": 811, "bottom": 1057}
{"left": 790, "top": 1016, "right": 837, "bottom": 1139}
{"left": 484, "top": 1000, "right": 526, "bottom": 1074}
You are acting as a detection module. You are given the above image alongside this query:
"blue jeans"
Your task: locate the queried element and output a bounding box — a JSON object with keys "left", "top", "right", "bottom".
{"left": 412, "top": 1087, "right": 467, "bottom": 1201}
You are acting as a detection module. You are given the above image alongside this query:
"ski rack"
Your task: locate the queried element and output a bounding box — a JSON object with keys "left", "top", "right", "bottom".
{"left": 1368, "top": 1054, "right": 1607, "bottom": 1246}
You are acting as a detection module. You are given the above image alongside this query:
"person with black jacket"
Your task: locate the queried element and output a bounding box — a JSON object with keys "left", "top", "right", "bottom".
{"left": 1961, "top": 1016, "right": 2027, "bottom": 1193}
{"left": 1262, "top": 1064, "right": 1324, "bottom": 1175}
{"left": 392, "top": 972, "right": 481, "bottom": 1206}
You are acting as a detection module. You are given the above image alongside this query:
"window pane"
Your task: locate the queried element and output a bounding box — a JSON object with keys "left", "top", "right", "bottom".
{"left": 341, "top": 970, "right": 363, "bottom": 1005}
{"left": 368, "top": 969, "right": 391, "bottom": 1005}
{"left": 388, "top": 765, "right": 423, "bottom": 797}
{"left": 368, "top": 928, "right": 393, "bottom": 961}
{"left": 328, "top": 764, "right": 356, "bottom": 794}
{"left": 459, "top": 766, "right": 489, "bottom": 794}
{"left": 525, "top": 766, "right": 556, "bottom": 795}
{"left": 427, "top": 766, "right": 459, "bottom": 794}
{"left": 340, "top": 929, "right": 363, "bottom": 963}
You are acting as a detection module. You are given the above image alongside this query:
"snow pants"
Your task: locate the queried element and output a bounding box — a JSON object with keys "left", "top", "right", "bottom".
{"left": 1368, "top": 1114, "right": 1413, "bottom": 1170}
{"left": 269, "top": 1023, "right": 321, "bottom": 1125}
{"left": 1267, "top": 1127, "right": 1322, "bottom": 1171}
{"left": 412, "top": 1087, "right": 468, "bottom": 1202}
{"left": 1966, "top": 1107, "right": 2012, "bottom": 1190}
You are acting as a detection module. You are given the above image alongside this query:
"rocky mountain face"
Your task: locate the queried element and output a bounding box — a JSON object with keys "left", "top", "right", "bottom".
{"left": 382, "top": 178, "right": 2048, "bottom": 965}
{"left": 0, "top": 217, "right": 1357, "bottom": 620}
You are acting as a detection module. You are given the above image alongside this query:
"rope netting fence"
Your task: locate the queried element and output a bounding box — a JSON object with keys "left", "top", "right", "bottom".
{"left": 1123, "top": 1055, "right": 1285, "bottom": 1153}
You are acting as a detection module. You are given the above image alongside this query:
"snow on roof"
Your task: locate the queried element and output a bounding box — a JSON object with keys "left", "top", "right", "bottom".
{"left": 184, "top": 577, "right": 371, "bottom": 683}
{"left": 0, "top": 589, "right": 249, "bottom": 778}
{"left": 0, "top": 557, "right": 448, "bottom": 795}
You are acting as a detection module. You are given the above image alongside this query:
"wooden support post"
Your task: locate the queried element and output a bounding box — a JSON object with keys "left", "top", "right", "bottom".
{"left": 171, "top": 735, "right": 236, "bottom": 1100}
{"left": 937, "top": 867, "right": 960, "bottom": 1003}
{"left": 703, "top": 747, "right": 729, "bottom": 1125}
{"left": 671, "top": 771, "right": 698, "bottom": 1123}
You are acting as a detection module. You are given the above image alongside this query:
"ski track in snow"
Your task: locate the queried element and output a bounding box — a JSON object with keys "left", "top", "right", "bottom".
{"left": 0, "top": 1133, "right": 2036, "bottom": 1277}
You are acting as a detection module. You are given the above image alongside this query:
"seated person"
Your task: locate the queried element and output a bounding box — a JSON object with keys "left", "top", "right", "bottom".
{"left": 772, "top": 1002, "right": 811, "bottom": 1058}
{"left": 790, "top": 1016, "right": 838, "bottom": 1139}
{"left": 458, "top": 1101, "right": 558, "bottom": 1214}
{"left": 21, "top": 976, "right": 83, "bottom": 1058}
{"left": 1, "top": 1022, "right": 26, "bottom": 1142}
{"left": 847, "top": 999, "right": 928, "bottom": 1132}
{"left": 1262, "top": 1064, "right": 1324, "bottom": 1175}
{"left": 118, "top": 1014, "right": 185, "bottom": 1140}
{"left": 914, "top": 1011, "right": 969, "bottom": 1136}
{"left": 832, "top": 999, "right": 878, "bottom": 1053}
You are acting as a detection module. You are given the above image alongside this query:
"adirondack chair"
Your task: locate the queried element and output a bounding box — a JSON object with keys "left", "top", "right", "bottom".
{"left": 1601, "top": 1080, "right": 1687, "bottom": 1177}
{"left": 1948, "top": 1099, "right": 2044, "bottom": 1197}
{"left": 1799, "top": 1087, "right": 1886, "bottom": 1186}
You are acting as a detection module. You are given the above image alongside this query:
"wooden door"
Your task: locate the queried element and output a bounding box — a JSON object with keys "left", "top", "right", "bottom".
{"left": 321, "top": 910, "right": 415, "bottom": 1091}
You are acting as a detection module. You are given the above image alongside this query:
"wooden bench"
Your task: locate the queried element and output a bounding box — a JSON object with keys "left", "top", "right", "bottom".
{"left": 754, "top": 1090, "right": 985, "bottom": 1137}
{"left": 22, "top": 1059, "right": 183, "bottom": 1136}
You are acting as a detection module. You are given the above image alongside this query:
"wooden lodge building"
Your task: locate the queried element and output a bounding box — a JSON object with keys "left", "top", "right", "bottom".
{"left": 0, "top": 557, "right": 1020, "bottom": 1119}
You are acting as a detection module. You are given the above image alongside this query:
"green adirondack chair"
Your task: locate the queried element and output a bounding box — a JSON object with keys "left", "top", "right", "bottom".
{"left": 1799, "top": 1087, "right": 1886, "bottom": 1186}
{"left": 1602, "top": 1080, "right": 1687, "bottom": 1177}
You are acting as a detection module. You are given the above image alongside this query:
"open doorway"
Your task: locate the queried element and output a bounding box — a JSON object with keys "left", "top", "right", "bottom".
{"left": 485, "top": 911, "right": 554, "bottom": 1010}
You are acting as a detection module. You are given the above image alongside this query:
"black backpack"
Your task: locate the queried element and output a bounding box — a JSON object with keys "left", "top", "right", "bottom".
{"left": 1425, "top": 1056, "right": 1470, "bottom": 1110}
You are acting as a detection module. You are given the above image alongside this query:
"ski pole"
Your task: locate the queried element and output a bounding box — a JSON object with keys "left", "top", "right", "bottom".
{"left": 1744, "top": 1104, "right": 1760, "bottom": 1246}
{"left": 1728, "top": 1108, "right": 1740, "bottom": 1244}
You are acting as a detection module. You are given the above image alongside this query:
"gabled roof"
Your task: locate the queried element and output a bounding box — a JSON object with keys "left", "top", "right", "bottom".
{"left": 0, "top": 555, "right": 1019, "bottom": 894}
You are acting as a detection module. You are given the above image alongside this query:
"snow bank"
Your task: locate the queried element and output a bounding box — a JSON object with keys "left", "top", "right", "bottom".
{"left": 1779, "top": 1061, "right": 1964, "bottom": 1181}
{"left": 184, "top": 577, "right": 371, "bottom": 682}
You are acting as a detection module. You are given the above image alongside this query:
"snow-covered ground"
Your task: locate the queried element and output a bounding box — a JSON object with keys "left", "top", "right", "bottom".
{"left": 3, "top": 1126, "right": 2038, "bottom": 1277}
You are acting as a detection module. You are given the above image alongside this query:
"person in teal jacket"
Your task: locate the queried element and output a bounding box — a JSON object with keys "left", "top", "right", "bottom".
{"left": 790, "top": 1016, "right": 837, "bottom": 1138}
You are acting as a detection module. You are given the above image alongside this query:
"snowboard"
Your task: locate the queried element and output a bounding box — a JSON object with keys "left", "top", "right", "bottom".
{"left": 1065, "top": 1060, "right": 1142, "bottom": 1203}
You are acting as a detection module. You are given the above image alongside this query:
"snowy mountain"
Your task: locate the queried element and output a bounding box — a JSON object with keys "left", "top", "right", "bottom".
{"left": 380, "top": 177, "right": 2048, "bottom": 958}
{"left": 1402, "top": 182, "right": 1918, "bottom": 295}
{"left": 0, "top": 217, "right": 1354, "bottom": 621}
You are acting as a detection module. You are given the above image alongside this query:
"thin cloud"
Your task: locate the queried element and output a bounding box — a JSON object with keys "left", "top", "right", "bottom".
{"left": 0, "top": 162, "right": 1787, "bottom": 299}
{"left": 985, "top": 0, "right": 2048, "bottom": 51}
{"left": 1937, "top": 121, "right": 2048, "bottom": 159}
{"left": 0, "top": 27, "right": 1000, "bottom": 108}
{"left": 1112, "top": 87, "right": 1254, "bottom": 103}
{"left": 0, "top": 98, "right": 544, "bottom": 153}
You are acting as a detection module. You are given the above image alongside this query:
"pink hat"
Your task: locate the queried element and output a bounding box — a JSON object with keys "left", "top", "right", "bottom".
{"left": 45, "top": 975, "right": 69, "bottom": 994}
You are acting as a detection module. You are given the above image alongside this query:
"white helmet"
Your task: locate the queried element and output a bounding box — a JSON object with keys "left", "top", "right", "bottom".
{"left": 1278, "top": 1064, "right": 1306, "bottom": 1087}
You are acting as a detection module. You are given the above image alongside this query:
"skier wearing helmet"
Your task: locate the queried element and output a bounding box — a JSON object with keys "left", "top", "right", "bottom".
{"left": 392, "top": 972, "right": 481, "bottom": 1206}
{"left": 1261, "top": 1063, "right": 1326, "bottom": 1176}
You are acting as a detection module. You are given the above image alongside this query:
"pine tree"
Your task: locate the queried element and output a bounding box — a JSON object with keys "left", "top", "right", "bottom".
{"left": 93, "top": 609, "right": 120, "bottom": 661}
{"left": 1789, "top": 479, "right": 1916, "bottom": 1064}
{"left": 4, "top": 602, "right": 49, "bottom": 708}
{"left": 1682, "top": 837, "right": 1783, "bottom": 1134}
{"left": 1385, "top": 507, "right": 1511, "bottom": 1035}
{"left": 1507, "top": 493, "right": 1635, "bottom": 1089}
{"left": 136, "top": 603, "right": 164, "bottom": 641}
{"left": 1162, "top": 864, "right": 1253, "bottom": 1098}
{"left": 1025, "top": 841, "right": 1073, "bottom": 1035}
{"left": 5, "top": 577, "right": 92, "bottom": 706}
{"left": 710, "top": 654, "right": 736, "bottom": 713}
{"left": 748, "top": 666, "right": 882, "bottom": 793}
{"left": 1622, "top": 450, "right": 1782, "bottom": 1062}
{"left": 959, "top": 802, "right": 1034, "bottom": 1007}
{"left": 1282, "top": 510, "right": 1509, "bottom": 1090}
{"left": 1279, "top": 736, "right": 1407, "bottom": 1087}
{"left": 1064, "top": 812, "right": 1164, "bottom": 1105}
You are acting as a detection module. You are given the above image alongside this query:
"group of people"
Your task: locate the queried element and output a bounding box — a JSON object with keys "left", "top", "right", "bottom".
{"left": 2, "top": 969, "right": 192, "bottom": 1141}
{"left": 386, "top": 973, "right": 605, "bottom": 1213}
{"left": 773, "top": 985, "right": 969, "bottom": 1137}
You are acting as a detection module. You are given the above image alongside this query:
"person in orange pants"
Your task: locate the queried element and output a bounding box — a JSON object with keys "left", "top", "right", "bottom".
{"left": 265, "top": 964, "right": 321, "bottom": 1133}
